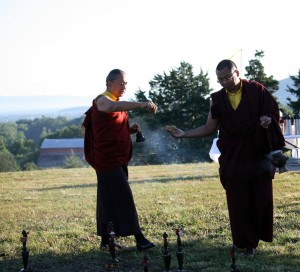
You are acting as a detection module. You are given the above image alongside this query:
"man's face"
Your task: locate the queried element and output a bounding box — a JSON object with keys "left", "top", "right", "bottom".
{"left": 108, "top": 73, "right": 128, "bottom": 98}
{"left": 216, "top": 67, "right": 238, "bottom": 89}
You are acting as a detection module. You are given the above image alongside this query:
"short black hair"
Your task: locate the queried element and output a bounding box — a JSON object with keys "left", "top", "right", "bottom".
{"left": 216, "top": 59, "right": 237, "bottom": 71}
{"left": 106, "top": 69, "right": 125, "bottom": 83}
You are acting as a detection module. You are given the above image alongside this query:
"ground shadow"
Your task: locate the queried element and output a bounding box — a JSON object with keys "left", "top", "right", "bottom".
{"left": 1, "top": 237, "right": 299, "bottom": 272}
{"left": 34, "top": 175, "right": 220, "bottom": 192}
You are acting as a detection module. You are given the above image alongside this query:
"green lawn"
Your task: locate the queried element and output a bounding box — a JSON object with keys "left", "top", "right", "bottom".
{"left": 0, "top": 163, "right": 299, "bottom": 271}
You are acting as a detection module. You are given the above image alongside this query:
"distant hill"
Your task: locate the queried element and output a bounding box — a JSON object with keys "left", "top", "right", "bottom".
{"left": 0, "top": 96, "right": 92, "bottom": 121}
{"left": 273, "top": 77, "right": 296, "bottom": 106}
{"left": 0, "top": 106, "right": 89, "bottom": 122}
{"left": 0, "top": 95, "right": 93, "bottom": 114}
{"left": 0, "top": 78, "right": 297, "bottom": 122}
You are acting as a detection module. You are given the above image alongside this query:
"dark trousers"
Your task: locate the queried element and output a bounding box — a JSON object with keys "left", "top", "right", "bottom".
{"left": 96, "top": 165, "right": 141, "bottom": 237}
{"left": 226, "top": 175, "right": 273, "bottom": 248}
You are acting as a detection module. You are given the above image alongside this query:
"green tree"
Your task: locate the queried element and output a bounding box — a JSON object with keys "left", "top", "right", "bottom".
{"left": 0, "top": 116, "right": 86, "bottom": 172}
{"left": 132, "top": 62, "right": 214, "bottom": 164}
{"left": 47, "top": 125, "right": 84, "bottom": 139}
{"left": 23, "top": 162, "right": 39, "bottom": 171}
{"left": 136, "top": 62, "right": 212, "bottom": 127}
{"left": 10, "top": 138, "right": 39, "bottom": 170}
{"left": 62, "top": 151, "right": 87, "bottom": 169}
{"left": 0, "top": 137, "right": 20, "bottom": 172}
{"left": 244, "top": 50, "right": 279, "bottom": 95}
{"left": 0, "top": 123, "right": 23, "bottom": 147}
{"left": 16, "top": 116, "right": 74, "bottom": 144}
{"left": 286, "top": 69, "right": 300, "bottom": 112}
{"left": 0, "top": 122, "right": 38, "bottom": 170}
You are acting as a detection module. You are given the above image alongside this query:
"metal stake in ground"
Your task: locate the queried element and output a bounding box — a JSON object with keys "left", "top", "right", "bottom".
{"left": 104, "top": 222, "right": 119, "bottom": 271}
{"left": 230, "top": 245, "right": 239, "bottom": 272}
{"left": 162, "top": 232, "right": 171, "bottom": 272}
{"left": 19, "top": 229, "right": 34, "bottom": 272}
{"left": 142, "top": 252, "right": 150, "bottom": 272}
{"left": 175, "top": 228, "right": 184, "bottom": 271}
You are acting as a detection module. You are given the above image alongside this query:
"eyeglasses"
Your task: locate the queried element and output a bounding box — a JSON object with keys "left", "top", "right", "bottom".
{"left": 217, "top": 70, "right": 236, "bottom": 83}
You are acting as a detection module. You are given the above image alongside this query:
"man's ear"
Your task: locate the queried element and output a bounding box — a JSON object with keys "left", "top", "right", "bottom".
{"left": 106, "top": 81, "right": 112, "bottom": 89}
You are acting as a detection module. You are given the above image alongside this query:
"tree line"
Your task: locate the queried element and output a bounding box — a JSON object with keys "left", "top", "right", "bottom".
{"left": 1, "top": 50, "right": 300, "bottom": 172}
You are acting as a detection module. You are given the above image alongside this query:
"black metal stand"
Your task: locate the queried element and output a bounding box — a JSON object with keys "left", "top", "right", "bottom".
{"left": 162, "top": 232, "right": 171, "bottom": 272}
{"left": 230, "top": 245, "right": 239, "bottom": 272}
{"left": 20, "top": 230, "right": 33, "bottom": 272}
{"left": 175, "top": 228, "right": 184, "bottom": 272}
{"left": 104, "top": 222, "right": 119, "bottom": 271}
{"left": 142, "top": 252, "right": 150, "bottom": 272}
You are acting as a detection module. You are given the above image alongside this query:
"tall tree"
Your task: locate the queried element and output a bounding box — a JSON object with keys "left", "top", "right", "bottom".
{"left": 136, "top": 62, "right": 212, "bottom": 128}
{"left": 0, "top": 123, "right": 22, "bottom": 147}
{"left": 244, "top": 50, "right": 279, "bottom": 95}
{"left": 62, "top": 151, "right": 87, "bottom": 169}
{"left": 132, "top": 62, "right": 214, "bottom": 164}
{"left": 16, "top": 116, "right": 70, "bottom": 144}
{"left": 286, "top": 69, "right": 300, "bottom": 113}
{"left": 0, "top": 137, "right": 20, "bottom": 172}
{"left": 46, "top": 125, "right": 84, "bottom": 139}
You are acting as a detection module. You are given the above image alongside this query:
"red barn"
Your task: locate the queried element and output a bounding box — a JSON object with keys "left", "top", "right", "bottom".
{"left": 37, "top": 138, "right": 84, "bottom": 168}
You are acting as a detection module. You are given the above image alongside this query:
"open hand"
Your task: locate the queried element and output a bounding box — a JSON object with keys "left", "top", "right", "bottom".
{"left": 146, "top": 101, "right": 158, "bottom": 113}
{"left": 260, "top": 116, "right": 272, "bottom": 128}
{"left": 165, "top": 125, "right": 185, "bottom": 138}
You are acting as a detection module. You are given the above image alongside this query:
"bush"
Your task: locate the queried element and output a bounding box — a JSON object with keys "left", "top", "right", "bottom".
{"left": 62, "top": 152, "right": 87, "bottom": 169}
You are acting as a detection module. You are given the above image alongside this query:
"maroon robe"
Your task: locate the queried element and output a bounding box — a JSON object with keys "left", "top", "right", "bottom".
{"left": 85, "top": 99, "right": 141, "bottom": 237}
{"left": 211, "top": 79, "right": 285, "bottom": 248}
{"left": 91, "top": 99, "right": 132, "bottom": 171}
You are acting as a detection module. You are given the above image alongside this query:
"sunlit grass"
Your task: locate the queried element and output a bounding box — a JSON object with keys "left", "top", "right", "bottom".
{"left": 0, "top": 163, "right": 299, "bottom": 271}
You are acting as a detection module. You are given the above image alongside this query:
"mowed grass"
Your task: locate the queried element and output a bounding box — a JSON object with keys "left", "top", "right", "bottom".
{"left": 0, "top": 163, "right": 299, "bottom": 271}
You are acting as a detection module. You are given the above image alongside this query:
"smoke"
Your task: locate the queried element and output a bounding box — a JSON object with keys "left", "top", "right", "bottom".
{"left": 130, "top": 118, "right": 212, "bottom": 166}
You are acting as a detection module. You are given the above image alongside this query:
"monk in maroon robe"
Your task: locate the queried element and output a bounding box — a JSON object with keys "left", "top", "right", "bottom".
{"left": 168, "top": 59, "right": 286, "bottom": 257}
{"left": 82, "top": 69, "right": 158, "bottom": 251}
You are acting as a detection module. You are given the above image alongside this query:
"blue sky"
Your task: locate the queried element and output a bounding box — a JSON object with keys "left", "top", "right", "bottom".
{"left": 0, "top": 0, "right": 299, "bottom": 103}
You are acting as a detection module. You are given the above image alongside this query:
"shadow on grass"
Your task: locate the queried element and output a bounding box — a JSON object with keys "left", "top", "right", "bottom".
{"left": 35, "top": 183, "right": 97, "bottom": 191}
{"left": 130, "top": 175, "right": 220, "bottom": 185}
{"left": 1, "top": 239, "right": 299, "bottom": 272}
{"left": 34, "top": 175, "right": 220, "bottom": 191}
{"left": 276, "top": 201, "right": 300, "bottom": 213}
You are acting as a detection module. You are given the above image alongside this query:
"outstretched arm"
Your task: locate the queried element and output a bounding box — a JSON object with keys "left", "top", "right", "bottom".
{"left": 96, "top": 96, "right": 157, "bottom": 113}
{"left": 167, "top": 100, "right": 219, "bottom": 138}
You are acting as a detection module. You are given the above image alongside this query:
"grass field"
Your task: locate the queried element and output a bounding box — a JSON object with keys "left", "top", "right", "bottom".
{"left": 0, "top": 163, "right": 299, "bottom": 271}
